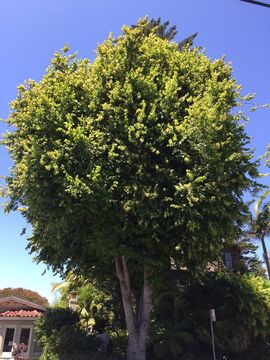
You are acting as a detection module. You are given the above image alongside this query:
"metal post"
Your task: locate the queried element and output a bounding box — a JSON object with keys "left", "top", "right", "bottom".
{"left": 209, "top": 309, "right": 217, "bottom": 360}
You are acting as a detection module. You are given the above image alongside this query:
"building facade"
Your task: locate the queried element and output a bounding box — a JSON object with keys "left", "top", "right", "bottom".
{"left": 0, "top": 296, "right": 46, "bottom": 360}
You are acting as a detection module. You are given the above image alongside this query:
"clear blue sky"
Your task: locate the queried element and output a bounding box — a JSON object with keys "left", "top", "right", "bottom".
{"left": 0, "top": 0, "right": 269, "bottom": 303}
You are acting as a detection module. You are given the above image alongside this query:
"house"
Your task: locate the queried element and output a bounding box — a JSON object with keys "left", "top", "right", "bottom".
{"left": 171, "top": 244, "right": 242, "bottom": 284}
{"left": 222, "top": 244, "right": 241, "bottom": 270}
{"left": 0, "top": 296, "right": 46, "bottom": 360}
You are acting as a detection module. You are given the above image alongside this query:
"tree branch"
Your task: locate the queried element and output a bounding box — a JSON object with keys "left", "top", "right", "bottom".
{"left": 139, "top": 265, "right": 153, "bottom": 339}
{"left": 122, "top": 255, "right": 132, "bottom": 292}
{"left": 115, "top": 256, "right": 137, "bottom": 337}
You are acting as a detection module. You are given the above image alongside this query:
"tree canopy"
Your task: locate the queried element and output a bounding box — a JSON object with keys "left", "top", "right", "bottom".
{"left": 3, "top": 17, "right": 260, "bottom": 359}
{"left": 0, "top": 287, "right": 48, "bottom": 307}
{"left": 4, "top": 18, "right": 259, "bottom": 275}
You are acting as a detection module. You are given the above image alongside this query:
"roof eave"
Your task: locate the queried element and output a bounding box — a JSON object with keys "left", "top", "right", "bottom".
{"left": 0, "top": 296, "right": 47, "bottom": 311}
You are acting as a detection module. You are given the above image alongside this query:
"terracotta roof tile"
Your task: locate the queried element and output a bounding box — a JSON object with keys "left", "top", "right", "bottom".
{"left": 0, "top": 309, "right": 44, "bottom": 317}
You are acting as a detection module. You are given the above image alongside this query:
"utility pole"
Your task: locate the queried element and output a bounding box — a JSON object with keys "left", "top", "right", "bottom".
{"left": 209, "top": 309, "right": 217, "bottom": 360}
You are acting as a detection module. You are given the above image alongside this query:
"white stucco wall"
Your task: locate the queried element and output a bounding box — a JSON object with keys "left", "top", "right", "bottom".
{"left": 0, "top": 318, "right": 41, "bottom": 360}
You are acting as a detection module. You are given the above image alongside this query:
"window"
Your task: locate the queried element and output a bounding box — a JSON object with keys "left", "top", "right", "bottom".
{"left": 19, "top": 328, "right": 30, "bottom": 350}
{"left": 224, "top": 251, "right": 233, "bottom": 269}
{"left": 3, "top": 327, "right": 15, "bottom": 353}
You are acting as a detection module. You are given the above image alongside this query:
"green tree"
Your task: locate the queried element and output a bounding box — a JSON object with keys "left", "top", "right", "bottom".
{"left": 3, "top": 18, "right": 260, "bottom": 360}
{"left": 131, "top": 17, "right": 197, "bottom": 50}
{"left": 237, "top": 237, "right": 265, "bottom": 276}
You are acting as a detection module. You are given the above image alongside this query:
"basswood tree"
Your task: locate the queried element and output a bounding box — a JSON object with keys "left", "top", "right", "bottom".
{"left": 3, "top": 18, "right": 260, "bottom": 360}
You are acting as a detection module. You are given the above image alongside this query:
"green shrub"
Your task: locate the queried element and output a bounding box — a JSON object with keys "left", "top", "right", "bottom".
{"left": 35, "top": 308, "right": 99, "bottom": 360}
{"left": 185, "top": 273, "right": 270, "bottom": 357}
{"left": 109, "top": 329, "right": 128, "bottom": 359}
{"left": 147, "top": 273, "right": 270, "bottom": 359}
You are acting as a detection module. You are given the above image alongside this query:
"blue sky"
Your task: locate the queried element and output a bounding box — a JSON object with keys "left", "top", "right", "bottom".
{"left": 0, "top": 0, "right": 269, "bottom": 303}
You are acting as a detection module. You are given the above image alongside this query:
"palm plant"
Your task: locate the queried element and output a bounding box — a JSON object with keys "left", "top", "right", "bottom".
{"left": 51, "top": 272, "right": 118, "bottom": 333}
{"left": 251, "top": 190, "right": 270, "bottom": 279}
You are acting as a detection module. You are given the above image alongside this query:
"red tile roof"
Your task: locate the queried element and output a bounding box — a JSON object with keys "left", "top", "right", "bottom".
{"left": 0, "top": 309, "right": 44, "bottom": 318}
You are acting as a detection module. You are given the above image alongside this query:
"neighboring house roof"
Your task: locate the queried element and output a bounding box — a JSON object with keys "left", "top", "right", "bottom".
{"left": 0, "top": 296, "right": 46, "bottom": 320}
{"left": 0, "top": 296, "right": 47, "bottom": 312}
{"left": 0, "top": 309, "right": 43, "bottom": 318}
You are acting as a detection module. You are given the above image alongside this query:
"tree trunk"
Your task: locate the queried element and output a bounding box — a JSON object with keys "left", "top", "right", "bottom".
{"left": 115, "top": 256, "right": 153, "bottom": 360}
{"left": 261, "top": 235, "right": 270, "bottom": 279}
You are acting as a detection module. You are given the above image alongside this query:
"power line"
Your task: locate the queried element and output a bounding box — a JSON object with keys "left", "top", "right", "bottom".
{"left": 240, "top": 0, "right": 270, "bottom": 8}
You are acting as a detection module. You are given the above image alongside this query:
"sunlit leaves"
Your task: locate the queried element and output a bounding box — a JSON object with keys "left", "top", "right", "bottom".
{"left": 3, "top": 17, "right": 260, "bottom": 277}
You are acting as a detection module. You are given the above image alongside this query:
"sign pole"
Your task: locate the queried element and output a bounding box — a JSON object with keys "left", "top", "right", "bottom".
{"left": 209, "top": 309, "right": 217, "bottom": 360}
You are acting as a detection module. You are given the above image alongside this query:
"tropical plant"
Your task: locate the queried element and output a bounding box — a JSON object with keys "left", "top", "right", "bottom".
{"left": 52, "top": 272, "right": 124, "bottom": 333}
{"left": 250, "top": 191, "right": 270, "bottom": 278}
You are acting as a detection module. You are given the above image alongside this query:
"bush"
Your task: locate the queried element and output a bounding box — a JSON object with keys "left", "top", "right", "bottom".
{"left": 147, "top": 273, "right": 270, "bottom": 359}
{"left": 185, "top": 273, "right": 270, "bottom": 358}
{"left": 109, "top": 330, "right": 128, "bottom": 359}
{"left": 35, "top": 308, "right": 99, "bottom": 360}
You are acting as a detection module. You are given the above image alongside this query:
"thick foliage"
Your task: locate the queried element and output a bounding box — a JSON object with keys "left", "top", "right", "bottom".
{"left": 0, "top": 287, "right": 48, "bottom": 306}
{"left": 34, "top": 308, "right": 100, "bottom": 360}
{"left": 237, "top": 237, "right": 265, "bottom": 276}
{"left": 146, "top": 273, "right": 270, "bottom": 359}
{"left": 53, "top": 273, "right": 124, "bottom": 332}
{"left": 185, "top": 274, "right": 270, "bottom": 359}
{"left": 3, "top": 18, "right": 259, "bottom": 279}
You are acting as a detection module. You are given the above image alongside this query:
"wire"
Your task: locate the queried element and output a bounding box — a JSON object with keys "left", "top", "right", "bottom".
{"left": 240, "top": 0, "right": 270, "bottom": 8}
